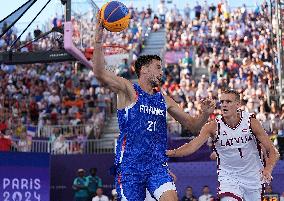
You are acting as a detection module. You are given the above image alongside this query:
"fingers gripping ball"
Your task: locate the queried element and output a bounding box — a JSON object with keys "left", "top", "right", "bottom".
{"left": 100, "top": 1, "right": 130, "bottom": 32}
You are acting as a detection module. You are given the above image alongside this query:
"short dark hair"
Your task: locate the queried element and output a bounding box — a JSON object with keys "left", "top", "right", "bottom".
{"left": 222, "top": 88, "right": 240, "bottom": 101}
{"left": 90, "top": 167, "right": 97, "bottom": 173}
{"left": 134, "top": 55, "right": 161, "bottom": 78}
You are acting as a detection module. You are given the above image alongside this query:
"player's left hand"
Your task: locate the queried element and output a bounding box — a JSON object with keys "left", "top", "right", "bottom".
{"left": 261, "top": 168, "right": 273, "bottom": 184}
{"left": 200, "top": 98, "right": 215, "bottom": 115}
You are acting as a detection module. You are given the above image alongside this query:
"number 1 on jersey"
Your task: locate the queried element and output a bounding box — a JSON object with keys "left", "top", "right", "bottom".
{"left": 238, "top": 148, "right": 243, "bottom": 158}
{"left": 147, "top": 121, "right": 157, "bottom": 132}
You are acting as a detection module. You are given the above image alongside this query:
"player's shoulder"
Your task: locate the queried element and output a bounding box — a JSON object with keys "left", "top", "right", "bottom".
{"left": 118, "top": 79, "right": 137, "bottom": 100}
{"left": 241, "top": 110, "right": 256, "bottom": 118}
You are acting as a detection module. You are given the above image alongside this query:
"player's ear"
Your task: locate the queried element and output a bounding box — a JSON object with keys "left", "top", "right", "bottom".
{"left": 140, "top": 66, "right": 147, "bottom": 76}
{"left": 236, "top": 100, "right": 242, "bottom": 109}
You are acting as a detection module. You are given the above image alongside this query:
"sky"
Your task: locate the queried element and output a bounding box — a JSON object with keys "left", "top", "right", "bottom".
{"left": 1, "top": 0, "right": 264, "bottom": 37}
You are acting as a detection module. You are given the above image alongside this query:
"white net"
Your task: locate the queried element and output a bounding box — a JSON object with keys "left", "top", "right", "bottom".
{"left": 104, "top": 46, "right": 129, "bottom": 73}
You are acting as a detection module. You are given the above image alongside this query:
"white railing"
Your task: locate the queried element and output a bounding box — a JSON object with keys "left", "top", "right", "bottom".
{"left": 29, "top": 124, "right": 97, "bottom": 138}
{"left": 12, "top": 138, "right": 115, "bottom": 154}
{"left": 167, "top": 120, "right": 182, "bottom": 135}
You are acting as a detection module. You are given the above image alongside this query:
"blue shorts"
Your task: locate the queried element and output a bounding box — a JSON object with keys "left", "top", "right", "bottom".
{"left": 115, "top": 164, "right": 176, "bottom": 201}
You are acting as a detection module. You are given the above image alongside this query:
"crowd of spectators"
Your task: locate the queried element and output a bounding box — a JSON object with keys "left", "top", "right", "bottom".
{"left": 1, "top": 1, "right": 284, "bottom": 200}
{"left": 0, "top": 3, "right": 149, "bottom": 152}
{"left": 1, "top": 0, "right": 284, "bottom": 156}
{"left": 161, "top": 0, "right": 284, "bottom": 146}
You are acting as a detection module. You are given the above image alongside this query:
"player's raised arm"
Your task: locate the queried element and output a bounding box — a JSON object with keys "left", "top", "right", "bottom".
{"left": 166, "top": 121, "right": 216, "bottom": 157}
{"left": 165, "top": 95, "right": 215, "bottom": 133}
{"left": 250, "top": 117, "right": 280, "bottom": 183}
{"left": 92, "top": 20, "right": 132, "bottom": 95}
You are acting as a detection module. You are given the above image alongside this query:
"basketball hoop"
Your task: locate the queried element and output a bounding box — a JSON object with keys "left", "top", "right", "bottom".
{"left": 64, "top": 0, "right": 130, "bottom": 74}
{"left": 84, "top": 45, "right": 129, "bottom": 73}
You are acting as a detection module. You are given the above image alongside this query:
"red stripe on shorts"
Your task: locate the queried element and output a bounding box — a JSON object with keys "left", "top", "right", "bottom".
{"left": 218, "top": 192, "right": 243, "bottom": 201}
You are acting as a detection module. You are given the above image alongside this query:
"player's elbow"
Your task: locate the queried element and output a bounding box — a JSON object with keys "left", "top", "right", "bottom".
{"left": 192, "top": 125, "right": 202, "bottom": 134}
{"left": 187, "top": 120, "right": 202, "bottom": 134}
{"left": 93, "top": 68, "right": 107, "bottom": 83}
{"left": 269, "top": 146, "right": 280, "bottom": 161}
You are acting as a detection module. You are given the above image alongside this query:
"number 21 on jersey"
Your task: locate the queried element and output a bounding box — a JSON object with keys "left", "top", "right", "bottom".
{"left": 147, "top": 121, "right": 157, "bottom": 132}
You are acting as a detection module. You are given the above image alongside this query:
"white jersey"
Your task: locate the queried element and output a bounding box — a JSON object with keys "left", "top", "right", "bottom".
{"left": 214, "top": 111, "right": 264, "bottom": 188}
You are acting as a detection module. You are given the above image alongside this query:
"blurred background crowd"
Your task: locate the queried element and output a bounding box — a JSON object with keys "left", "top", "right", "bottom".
{"left": 0, "top": 0, "right": 283, "bottom": 156}
{"left": 1, "top": 0, "right": 284, "bottom": 200}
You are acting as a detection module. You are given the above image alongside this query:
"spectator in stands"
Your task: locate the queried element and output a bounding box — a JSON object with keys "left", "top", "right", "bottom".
{"left": 52, "top": 135, "right": 69, "bottom": 154}
{"left": 0, "top": 132, "right": 14, "bottom": 151}
{"left": 16, "top": 131, "right": 32, "bottom": 152}
{"left": 280, "top": 192, "right": 284, "bottom": 201}
{"left": 92, "top": 187, "right": 109, "bottom": 201}
{"left": 152, "top": 15, "right": 160, "bottom": 32}
{"left": 179, "top": 51, "right": 193, "bottom": 76}
{"left": 198, "top": 185, "right": 212, "bottom": 201}
{"left": 73, "top": 169, "right": 89, "bottom": 201}
{"left": 184, "top": 3, "right": 191, "bottom": 21}
{"left": 157, "top": 0, "right": 167, "bottom": 27}
{"left": 87, "top": 168, "right": 103, "bottom": 200}
{"left": 91, "top": 107, "right": 105, "bottom": 139}
{"left": 146, "top": 4, "right": 153, "bottom": 18}
{"left": 181, "top": 186, "right": 197, "bottom": 201}
{"left": 117, "top": 58, "right": 130, "bottom": 79}
{"left": 33, "top": 25, "right": 42, "bottom": 38}
{"left": 71, "top": 141, "right": 83, "bottom": 154}
{"left": 194, "top": 1, "right": 202, "bottom": 19}
{"left": 110, "top": 189, "right": 117, "bottom": 201}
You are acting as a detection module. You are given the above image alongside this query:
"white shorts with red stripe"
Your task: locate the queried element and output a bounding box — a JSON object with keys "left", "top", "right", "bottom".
{"left": 218, "top": 176, "right": 262, "bottom": 201}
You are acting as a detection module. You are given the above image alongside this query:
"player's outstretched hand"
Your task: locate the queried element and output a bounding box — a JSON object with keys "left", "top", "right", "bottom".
{"left": 166, "top": 149, "right": 176, "bottom": 157}
{"left": 261, "top": 168, "right": 273, "bottom": 184}
{"left": 200, "top": 98, "right": 215, "bottom": 115}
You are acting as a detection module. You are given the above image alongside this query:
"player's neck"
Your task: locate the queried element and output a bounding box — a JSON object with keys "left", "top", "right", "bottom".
{"left": 138, "top": 79, "right": 155, "bottom": 94}
{"left": 222, "top": 112, "right": 241, "bottom": 128}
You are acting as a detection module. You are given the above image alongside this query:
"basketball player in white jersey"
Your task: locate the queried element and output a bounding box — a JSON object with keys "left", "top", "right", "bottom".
{"left": 166, "top": 89, "right": 280, "bottom": 201}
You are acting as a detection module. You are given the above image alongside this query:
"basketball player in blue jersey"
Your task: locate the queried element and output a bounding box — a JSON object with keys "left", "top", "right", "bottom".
{"left": 92, "top": 25, "right": 215, "bottom": 201}
{"left": 167, "top": 89, "right": 280, "bottom": 201}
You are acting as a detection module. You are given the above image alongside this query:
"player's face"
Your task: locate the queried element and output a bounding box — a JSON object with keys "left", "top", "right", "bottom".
{"left": 146, "top": 59, "right": 163, "bottom": 88}
{"left": 219, "top": 93, "right": 241, "bottom": 117}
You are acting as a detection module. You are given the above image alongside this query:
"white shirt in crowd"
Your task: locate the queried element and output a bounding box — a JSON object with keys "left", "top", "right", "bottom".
{"left": 92, "top": 195, "right": 109, "bottom": 201}
{"left": 199, "top": 194, "right": 212, "bottom": 201}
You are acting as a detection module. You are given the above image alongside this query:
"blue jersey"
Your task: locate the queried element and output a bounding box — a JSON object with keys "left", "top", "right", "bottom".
{"left": 115, "top": 83, "right": 168, "bottom": 173}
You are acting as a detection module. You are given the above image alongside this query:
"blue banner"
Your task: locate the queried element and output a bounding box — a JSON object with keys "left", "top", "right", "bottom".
{"left": 0, "top": 152, "right": 50, "bottom": 201}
